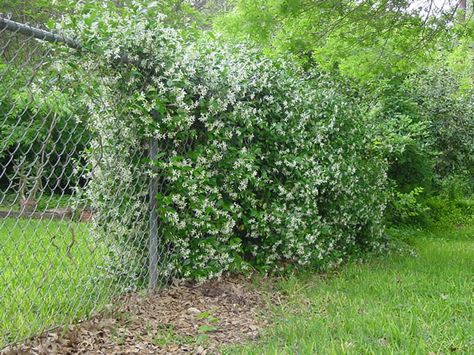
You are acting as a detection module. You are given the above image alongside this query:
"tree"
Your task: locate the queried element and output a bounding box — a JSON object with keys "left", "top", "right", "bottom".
{"left": 459, "top": 0, "right": 467, "bottom": 21}
{"left": 215, "top": 0, "right": 460, "bottom": 81}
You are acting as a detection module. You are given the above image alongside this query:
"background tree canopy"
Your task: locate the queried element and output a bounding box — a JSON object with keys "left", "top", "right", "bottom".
{"left": 215, "top": 1, "right": 468, "bottom": 80}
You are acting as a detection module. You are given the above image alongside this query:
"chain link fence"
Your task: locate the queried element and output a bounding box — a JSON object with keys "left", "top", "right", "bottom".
{"left": 0, "top": 14, "right": 170, "bottom": 348}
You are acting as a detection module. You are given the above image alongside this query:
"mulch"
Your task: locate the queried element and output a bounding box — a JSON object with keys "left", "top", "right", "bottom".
{"left": 2, "top": 276, "right": 279, "bottom": 354}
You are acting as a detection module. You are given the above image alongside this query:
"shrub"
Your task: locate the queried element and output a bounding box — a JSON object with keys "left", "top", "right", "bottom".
{"left": 426, "top": 197, "right": 474, "bottom": 226}
{"left": 51, "top": 3, "right": 389, "bottom": 281}
{"left": 364, "top": 66, "right": 474, "bottom": 227}
{"left": 404, "top": 66, "right": 474, "bottom": 179}
{"left": 386, "top": 187, "right": 429, "bottom": 225}
{"left": 437, "top": 173, "right": 474, "bottom": 200}
{"left": 0, "top": 61, "right": 90, "bottom": 202}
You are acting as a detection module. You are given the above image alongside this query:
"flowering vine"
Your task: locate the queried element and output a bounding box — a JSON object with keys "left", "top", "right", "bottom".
{"left": 52, "top": 1, "right": 388, "bottom": 281}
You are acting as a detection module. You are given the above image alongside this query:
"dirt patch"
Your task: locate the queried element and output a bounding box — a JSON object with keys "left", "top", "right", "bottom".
{"left": 2, "top": 276, "right": 277, "bottom": 354}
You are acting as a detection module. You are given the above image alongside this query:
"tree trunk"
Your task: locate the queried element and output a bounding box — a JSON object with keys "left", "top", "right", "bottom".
{"left": 459, "top": 0, "right": 467, "bottom": 22}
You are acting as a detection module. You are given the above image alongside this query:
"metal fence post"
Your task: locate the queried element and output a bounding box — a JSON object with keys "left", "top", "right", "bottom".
{"left": 148, "top": 137, "right": 159, "bottom": 291}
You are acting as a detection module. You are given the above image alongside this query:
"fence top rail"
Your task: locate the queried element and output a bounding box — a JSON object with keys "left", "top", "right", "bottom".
{"left": 0, "top": 15, "right": 80, "bottom": 49}
{"left": 0, "top": 15, "right": 140, "bottom": 66}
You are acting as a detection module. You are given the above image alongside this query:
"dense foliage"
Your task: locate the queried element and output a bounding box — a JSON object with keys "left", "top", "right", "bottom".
{"left": 0, "top": 60, "right": 89, "bottom": 202}
{"left": 215, "top": 0, "right": 450, "bottom": 81}
{"left": 1, "top": 0, "right": 473, "bottom": 282}
{"left": 217, "top": 0, "right": 474, "bottom": 224}
{"left": 42, "top": 3, "right": 391, "bottom": 280}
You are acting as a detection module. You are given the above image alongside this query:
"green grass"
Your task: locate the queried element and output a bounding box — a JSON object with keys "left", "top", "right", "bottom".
{"left": 0, "top": 218, "right": 109, "bottom": 347}
{"left": 229, "top": 224, "right": 474, "bottom": 354}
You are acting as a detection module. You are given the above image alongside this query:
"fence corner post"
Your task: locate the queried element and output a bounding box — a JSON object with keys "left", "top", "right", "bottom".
{"left": 148, "top": 136, "right": 159, "bottom": 292}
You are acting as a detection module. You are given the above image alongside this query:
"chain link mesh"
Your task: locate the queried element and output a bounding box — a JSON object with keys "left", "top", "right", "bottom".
{"left": 0, "top": 14, "right": 173, "bottom": 348}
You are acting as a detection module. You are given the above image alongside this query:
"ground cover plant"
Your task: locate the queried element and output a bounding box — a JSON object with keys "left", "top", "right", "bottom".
{"left": 0, "top": 218, "right": 108, "bottom": 345}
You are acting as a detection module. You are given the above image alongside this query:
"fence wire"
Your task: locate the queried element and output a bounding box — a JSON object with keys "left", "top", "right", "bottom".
{"left": 0, "top": 15, "right": 171, "bottom": 348}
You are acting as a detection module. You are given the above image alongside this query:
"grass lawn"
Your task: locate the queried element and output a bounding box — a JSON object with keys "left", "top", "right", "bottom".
{"left": 229, "top": 224, "right": 474, "bottom": 354}
{"left": 0, "top": 218, "right": 109, "bottom": 347}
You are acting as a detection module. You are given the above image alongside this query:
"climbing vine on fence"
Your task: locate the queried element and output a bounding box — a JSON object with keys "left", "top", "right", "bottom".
{"left": 47, "top": 2, "right": 389, "bottom": 281}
